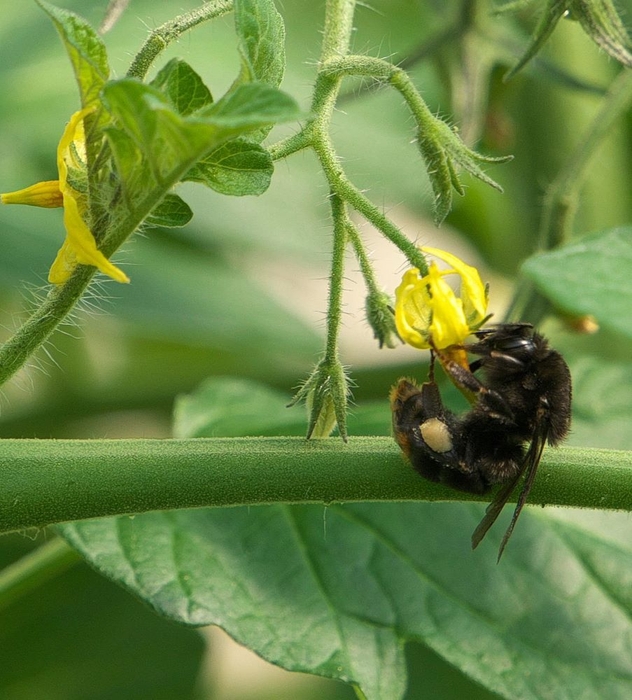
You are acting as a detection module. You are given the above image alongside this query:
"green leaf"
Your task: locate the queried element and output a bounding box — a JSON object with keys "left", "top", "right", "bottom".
{"left": 150, "top": 58, "right": 213, "bottom": 116}
{"left": 199, "top": 81, "right": 302, "bottom": 130}
{"left": 174, "top": 377, "right": 304, "bottom": 438}
{"left": 58, "top": 377, "right": 632, "bottom": 700}
{"left": 185, "top": 137, "right": 273, "bottom": 196}
{"left": 521, "top": 227, "right": 632, "bottom": 338}
{"left": 227, "top": 0, "right": 289, "bottom": 146}
{"left": 234, "top": 0, "right": 286, "bottom": 88}
{"left": 37, "top": 0, "right": 109, "bottom": 108}
{"left": 58, "top": 504, "right": 632, "bottom": 700}
{"left": 103, "top": 80, "right": 175, "bottom": 159}
{"left": 104, "top": 79, "right": 300, "bottom": 175}
{"left": 145, "top": 193, "right": 193, "bottom": 228}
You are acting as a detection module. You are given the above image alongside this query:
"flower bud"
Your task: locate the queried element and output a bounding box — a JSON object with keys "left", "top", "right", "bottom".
{"left": 365, "top": 290, "right": 399, "bottom": 349}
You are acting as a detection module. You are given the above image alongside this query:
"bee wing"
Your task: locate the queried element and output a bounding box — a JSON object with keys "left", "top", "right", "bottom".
{"left": 471, "top": 424, "right": 548, "bottom": 561}
{"left": 495, "top": 433, "right": 547, "bottom": 562}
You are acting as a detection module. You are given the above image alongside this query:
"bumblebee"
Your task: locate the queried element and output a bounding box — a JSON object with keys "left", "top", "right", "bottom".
{"left": 391, "top": 323, "right": 572, "bottom": 560}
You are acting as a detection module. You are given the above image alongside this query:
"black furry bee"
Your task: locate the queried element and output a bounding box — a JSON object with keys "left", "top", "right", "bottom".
{"left": 391, "top": 323, "right": 572, "bottom": 560}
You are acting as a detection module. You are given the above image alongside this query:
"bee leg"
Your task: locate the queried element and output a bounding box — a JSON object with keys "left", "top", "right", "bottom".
{"left": 441, "top": 360, "right": 516, "bottom": 423}
{"left": 408, "top": 383, "right": 489, "bottom": 494}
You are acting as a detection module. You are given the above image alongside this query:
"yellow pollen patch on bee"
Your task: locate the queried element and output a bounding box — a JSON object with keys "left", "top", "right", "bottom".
{"left": 420, "top": 418, "right": 453, "bottom": 453}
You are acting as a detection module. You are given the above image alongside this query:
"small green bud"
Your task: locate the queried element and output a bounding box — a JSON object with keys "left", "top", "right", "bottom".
{"left": 365, "top": 291, "right": 400, "bottom": 349}
{"left": 417, "top": 121, "right": 512, "bottom": 225}
{"left": 288, "top": 357, "right": 351, "bottom": 441}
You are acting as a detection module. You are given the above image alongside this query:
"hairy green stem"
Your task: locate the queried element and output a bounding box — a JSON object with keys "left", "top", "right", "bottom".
{"left": 0, "top": 149, "right": 206, "bottom": 388}
{"left": 0, "top": 438, "right": 628, "bottom": 534}
{"left": 320, "top": 0, "right": 357, "bottom": 63}
{"left": 126, "top": 0, "right": 234, "bottom": 79}
{"left": 326, "top": 153, "right": 429, "bottom": 272}
{"left": 0, "top": 267, "right": 94, "bottom": 386}
{"left": 345, "top": 219, "right": 381, "bottom": 297}
{"left": 268, "top": 7, "right": 430, "bottom": 274}
{"left": 0, "top": 538, "right": 80, "bottom": 612}
{"left": 326, "top": 194, "right": 348, "bottom": 362}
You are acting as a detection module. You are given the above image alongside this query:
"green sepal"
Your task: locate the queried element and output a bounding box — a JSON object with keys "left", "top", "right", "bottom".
{"left": 417, "top": 120, "right": 512, "bottom": 225}
{"left": 505, "top": 0, "right": 569, "bottom": 80}
{"left": 289, "top": 357, "right": 352, "bottom": 441}
{"left": 505, "top": 0, "right": 632, "bottom": 80}
{"left": 570, "top": 0, "right": 632, "bottom": 68}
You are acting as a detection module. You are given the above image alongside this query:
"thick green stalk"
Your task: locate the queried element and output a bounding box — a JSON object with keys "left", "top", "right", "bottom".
{"left": 0, "top": 438, "right": 628, "bottom": 534}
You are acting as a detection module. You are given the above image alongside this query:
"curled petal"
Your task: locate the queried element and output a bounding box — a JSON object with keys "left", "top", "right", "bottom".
{"left": 57, "top": 107, "right": 93, "bottom": 192}
{"left": 425, "top": 263, "right": 470, "bottom": 348}
{"left": 49, "top": 193, "right": 129, "bottom": 284}
{"left": 394, "top": 248, "right": 490, "bottom": 352}
{"left": 395, "top": 268, "right": 432, "bottom": 349}
{"left": 422, "top": 246, "right": 488, "bottom": 325}
{"left": 49, "top": 108, "right": 129, "bottom": 285}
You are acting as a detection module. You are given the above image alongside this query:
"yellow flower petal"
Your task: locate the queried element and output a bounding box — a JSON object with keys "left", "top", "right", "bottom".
{"left": 48, "top": 192, "right": 129, "bottom": 284}
{"left": 2, "top": 108, "right": 128, "bottom": 284}
{"left": 395, "top": 268, "right": 432, "bottom": 349}
{"left": 424, "top": 263, "right": 469, "bottom": 348}
{"left": 57, "top": 107, "right": 93, "bottom": 193}
{"left": 421, "top": 246, "right": 488, "bottom": 324}
{"left": 394, "top": 248, "right": 489, "bottom": 352}
{"left": 1, "top": 180, "right": 63, "bottom": 208}
{"left": 48, "top": 108, "right": 129, "bottom": 285}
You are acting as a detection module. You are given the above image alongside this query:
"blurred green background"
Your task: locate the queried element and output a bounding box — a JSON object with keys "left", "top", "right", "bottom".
{"left": 2, "top": 1, "right": 632, "bottom": 698}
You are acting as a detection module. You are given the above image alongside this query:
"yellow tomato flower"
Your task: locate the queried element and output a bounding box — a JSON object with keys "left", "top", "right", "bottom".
{"left": 394, "top": 248, "right": 488, "bottom": 350}
{"left": 1, "top": 109, "right": 129, "bottom": 285}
